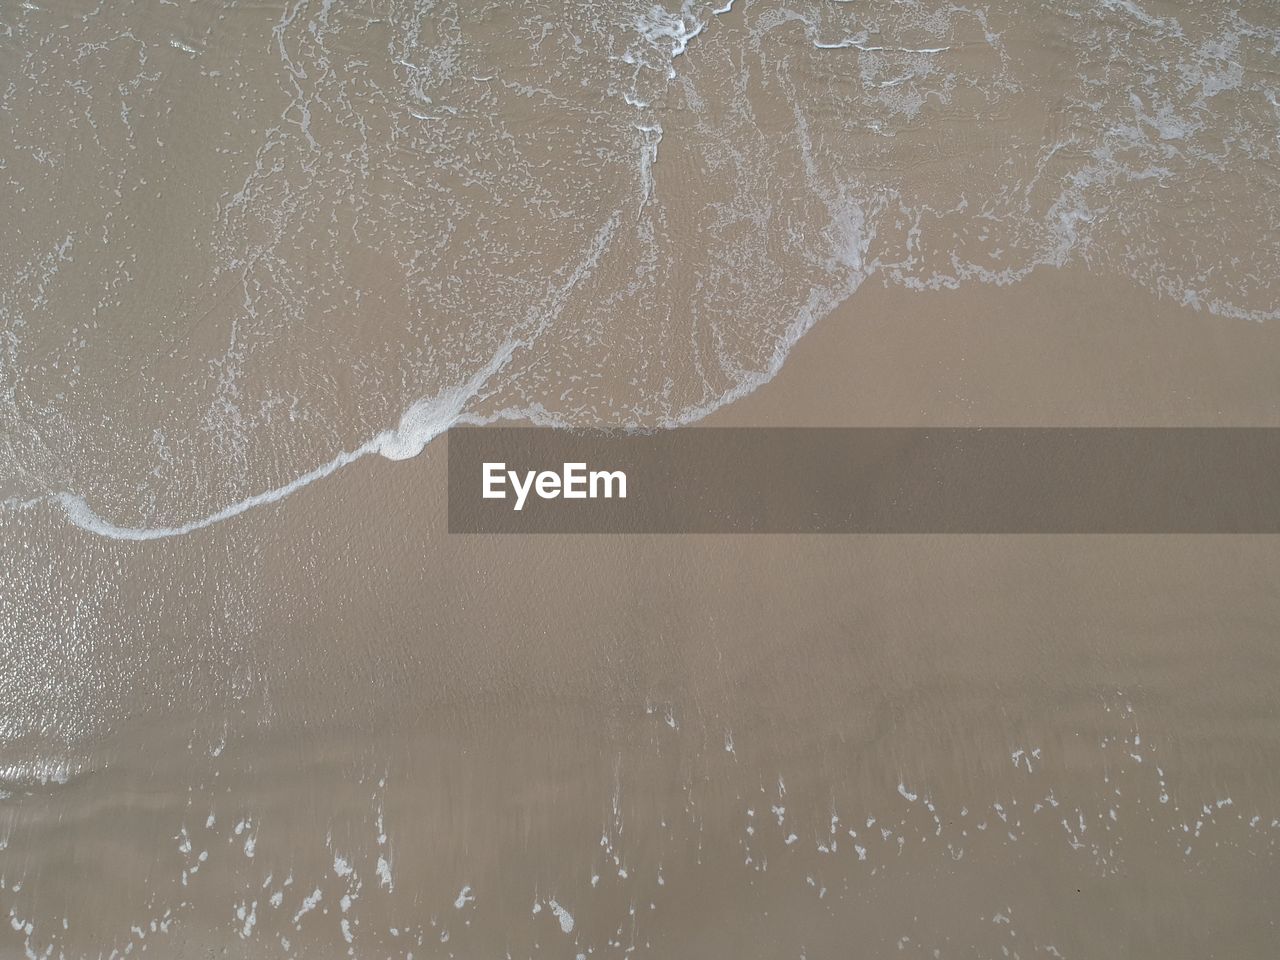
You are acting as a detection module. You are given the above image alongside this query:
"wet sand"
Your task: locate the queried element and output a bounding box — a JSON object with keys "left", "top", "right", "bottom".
{"left": 5, "top": 269, "right": 1280, "bottom": 958}
{"left": 4, "top": 0, "right": 1280, "bottom": 952}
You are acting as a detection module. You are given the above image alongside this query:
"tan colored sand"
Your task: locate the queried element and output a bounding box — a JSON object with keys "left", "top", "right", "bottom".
{"left": 5, "top": 269, "right": 1280, "bottom": 958}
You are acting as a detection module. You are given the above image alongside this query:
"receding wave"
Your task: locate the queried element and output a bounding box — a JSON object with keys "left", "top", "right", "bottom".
{"left": 1, "top": 0, "right": 1277, "bottom": 537}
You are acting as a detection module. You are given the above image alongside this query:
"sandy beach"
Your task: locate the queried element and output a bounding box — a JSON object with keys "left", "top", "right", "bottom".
{"left": 5, "top": 268, "right": 1280, "bottom": 957}
{"left": 3, "top": 0, "right": 1280, "bottom": 955}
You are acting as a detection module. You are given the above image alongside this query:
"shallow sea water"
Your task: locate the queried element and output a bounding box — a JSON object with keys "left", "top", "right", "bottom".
{"left": 2, "top": 1, "right": 1280, "bottom": 957}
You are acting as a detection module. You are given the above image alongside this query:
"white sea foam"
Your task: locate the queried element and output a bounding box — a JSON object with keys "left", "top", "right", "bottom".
{"left": 42, "top": 211, "right": 620, "bottom": 541}
{"left": 54, "top": 445, "right": 371, "bottom": 542}
{"left": 47, "top": 389, "right": 549, "bottom": 541}
{"left": 2, "top": 0, "right": 1276, "bottom": 549}
{"left": 547, "top": 898, "right": 575, "bottom": 934}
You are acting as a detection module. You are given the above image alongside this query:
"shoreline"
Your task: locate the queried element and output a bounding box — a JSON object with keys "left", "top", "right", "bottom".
{"left": 25, "top": 263, "right": 1280, "bottom": 545}
{"left": 5, "top": 265, "right": 1280, "bottom": 958}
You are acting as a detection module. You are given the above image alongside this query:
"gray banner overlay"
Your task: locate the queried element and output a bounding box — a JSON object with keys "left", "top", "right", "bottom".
{"left": 447, "top": 428, "right": 1280, "bottom": 534}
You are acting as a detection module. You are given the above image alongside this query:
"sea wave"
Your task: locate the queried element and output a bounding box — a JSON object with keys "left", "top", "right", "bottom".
{"left": 0, "top": 0, "right": 1276, "bottom": 537}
